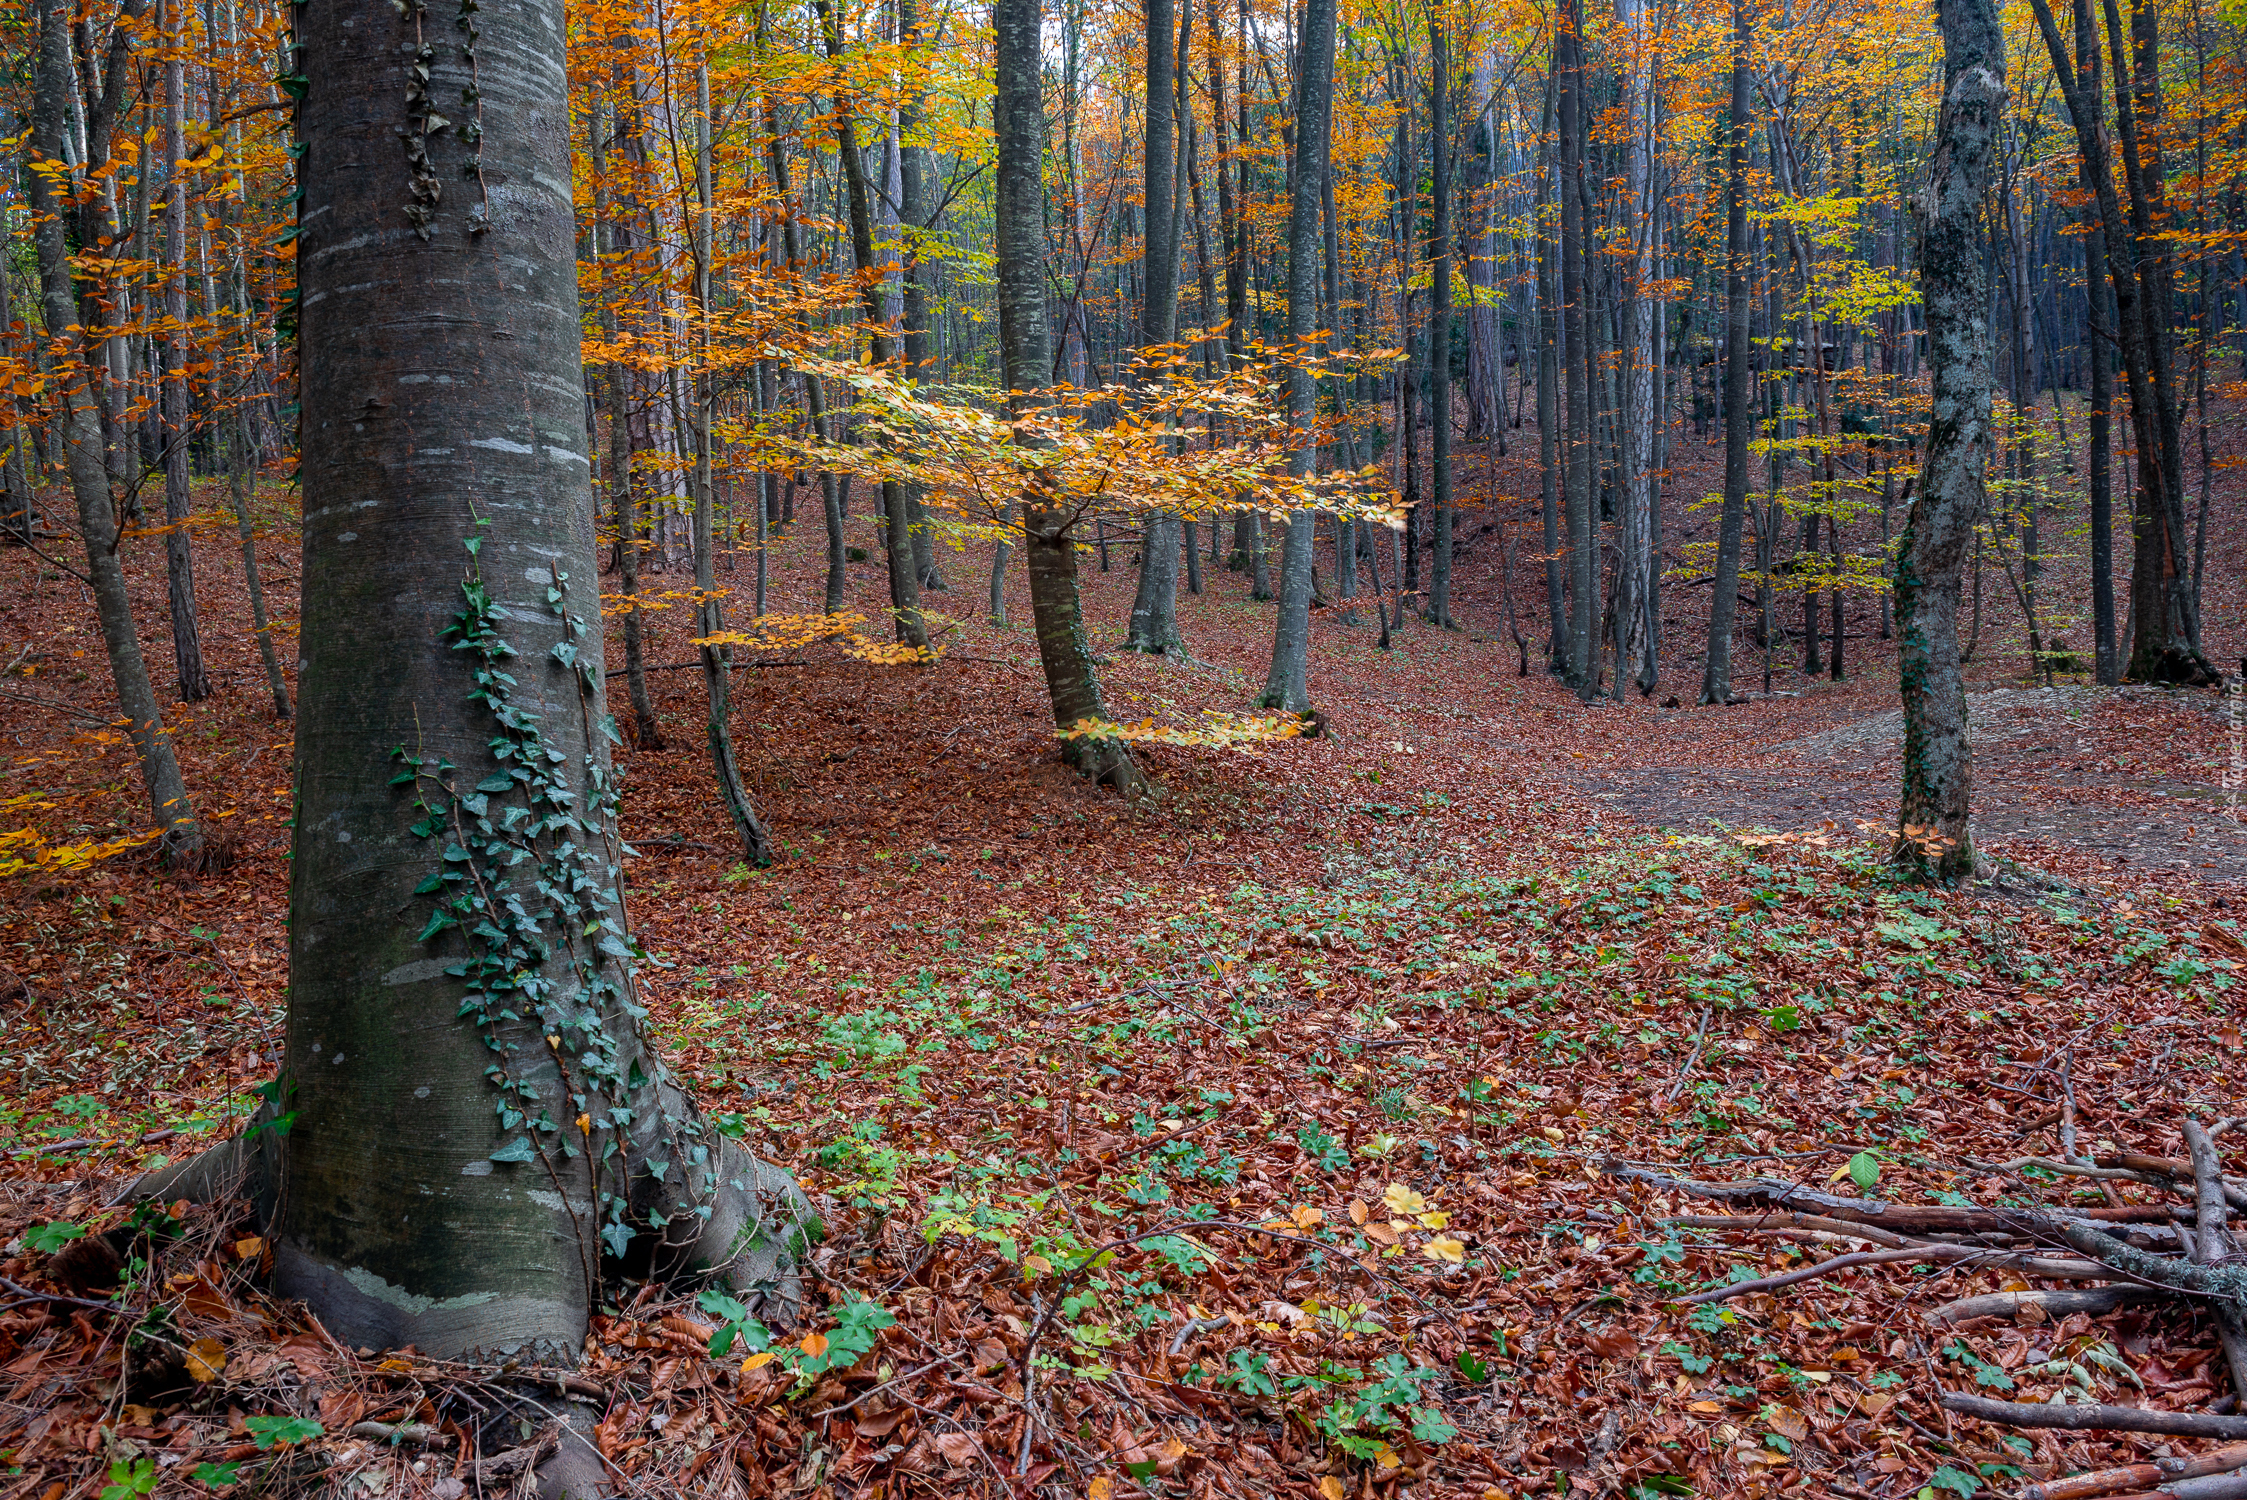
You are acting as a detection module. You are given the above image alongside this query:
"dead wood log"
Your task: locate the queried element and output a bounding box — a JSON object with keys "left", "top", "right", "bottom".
{"left": 1928, "top": 1287, "right": 2170, "bottom": 1327}
{"left": 2026, "top": 1447, "right": 2247, "bottom": 1500}
{"left": 1940, "top": 1392, "right": 2247, "bottom": 1440}
{"left": 1677, "top": 1244, "right": 2110, "bottom": 1305}
{"left": 1613, "top": 1163, "right": 2171, "bottom": 1234}
{"left": 2098, "top": 1152, "right": 2247, "bottom": 1213}
{"left": 2183, "top": 1121, "right": 2247, "bottom": 1404}
{"left": 2104, "top": 1477, "right": 2247, "bottom": 1500}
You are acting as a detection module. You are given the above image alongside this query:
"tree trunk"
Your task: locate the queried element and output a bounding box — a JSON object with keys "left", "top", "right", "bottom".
{"left": 161, "top": 1, "right": 212, "bottom": 704}
{"left": 1700, "top": 0, "right": 1752, "bottom": 707}
{"left": 27, "top": 0, "right": 203, "bottom": 865}
{"left": 1259, "top": 0, "right": 1337, "bottom": 713}
{"left": 1536, "top": 83, "right": 1567, "bottom": 674}
{"left": 1559, "top": 0, "right": 1598, "bottom": 699}
{"left": 1126, "top": 0, "right": 1185, "bottom": 657}
{"left": 820, "top": 0, "right": 928, "bottom": 651}
{"left": 897, "top": 0, "right": 945, "bottom": 595}
{"left": 1616, "top": 0, "right": 1657, "bottom": 695}
{"left": 995, "top": 0, "right": 1146, "bottom": 793}
{"left": 1426, "top": 15, "right": 1456, "bottom": 630}
{"left": 257, "top": 0, "right": 815, "bottom": 1415}
{"left": 1896, "top": 0, "right": 2004, "bottom": 881}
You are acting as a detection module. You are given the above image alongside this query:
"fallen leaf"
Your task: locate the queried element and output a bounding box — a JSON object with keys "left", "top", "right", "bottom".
{"left": 185, "top": 1337, "right": 226, "bottom": 1382}
{"left": 800, "top": 1332, "right": 830, "bottom": 1360}
{"left": 1423, "top": 1234, "right": 1466, "bottom": 1264}
{"left": 1319, "top": 1478, "right": 1347, "bottom": 1500}
{"left": 1382, "top": 1182, "right": 1427, "bottom": 1216}
{"left": 1348, "top": 1200, "right": 1369, "bottom": 1226}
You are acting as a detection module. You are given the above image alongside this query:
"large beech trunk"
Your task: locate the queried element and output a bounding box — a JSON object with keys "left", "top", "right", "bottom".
{"left": 1896, "top": 0, "right": 2004, "bottom": 881}
{"left": 139, "top": 0, "right": 819, "bottom": 1382}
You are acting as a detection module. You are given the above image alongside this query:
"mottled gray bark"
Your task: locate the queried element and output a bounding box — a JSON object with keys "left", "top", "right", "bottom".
{"left": 897, "top": 0, "right": 944, "bottom": 595}
{"left": 819, "top": 0, "right": 926, "bottom": 651}
{"left": 1558, "top": 2, "right": 1598, "bottom": 700}
{"left": 1125, "top": 0, "right": 1185, "bottom": 657}
{"left": 1896, "top": 0, "right": 2004, "bottom": 881}
{"left": 995, "top": 0, "right": 1144, "bottom": 792}
{"left": 1615, "top": 0, "right": 1656, "bottom": 696}
{"left": 28, "top": 0, "right": 202, "bottom": 864}
{"left": 1535, "top": 87, "right": 1567, "bottom": 674}
{"left": 1260, "top": 0, "right": 1335, "bottom": 713}
{"left": 271, "top": 0, "right": 814, "bottom": 1381}
{"left": 1426, "top": 17, "right": 1455, "bottom": 631}
{"left": 160, "top": 13, "right": 211, "bottom": 705}
{"left": 1700, "top": 3, "right": 1752, "bottom": 708}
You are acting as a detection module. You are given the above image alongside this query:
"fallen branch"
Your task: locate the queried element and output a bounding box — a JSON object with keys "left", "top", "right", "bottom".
{"left": 349, "top": 1420, "right": 450, "bottom": 1449}
{"left": 2183, "top": 1121, "right": 2247, "bottom": 1404}
{"left": 1675, "top": 1244, "right": 2110, "bottom": 1305}
{"left": 1613, "top": 1162, "right": 2169, "bottom": 1235}
{"left": 1928, "top": 1286, "right": 2170, "bottom": 1327}
{"left": 1939, "top": 1392, "right": 2247, "bottom": 1440}
{"left": 2025, "top": 1443, "right": 2247, "bottom": 1500}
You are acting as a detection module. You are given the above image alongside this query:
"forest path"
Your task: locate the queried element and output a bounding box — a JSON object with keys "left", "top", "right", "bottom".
{"left": 1574, "top": 684, "right": 2247, "bottom": 884}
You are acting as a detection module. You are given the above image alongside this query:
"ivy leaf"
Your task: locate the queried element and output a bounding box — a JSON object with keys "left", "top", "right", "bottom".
{"left": 487, "top": 1137, "right": 536, "bottom": 1165}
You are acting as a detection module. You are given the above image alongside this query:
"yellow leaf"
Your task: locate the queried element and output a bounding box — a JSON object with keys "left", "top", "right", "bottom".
{"left": 576, "top": 1114, "right": 592, "bottom": 1135}
{"left": 800, "top": 1332, "right": 830, "bottom": 1360}
{"left": 1538, "top": 1126, "right": 1566, "bottom": 1143}
{"left": 1416, "top": 1210, "right": 1450, "bottom": 1230}
{"left": 1022, "top": 1254, "right": 1053, "bottom": 1279}
{"left": 1382, "top": 1183, "right": 1427, "bottom": 1216}
{"left": 1319, "top": 1478, "right": 1347, "bottom": 1500}
{"left": 1290, "top": 1204, "right": 1324, "bottom": 1230}
{"left": 234, "top": 1236, "right": 265, "bottom": 1262}
{"left": 1090, "top": 1479, "right": 1115, "bottom": 1500}
{"left": 1424, "top": 1235, "right": 1466, "bottom": 1264}
{"left": 741, "top": 1351, "right": 776, "bottom": 1372}
{"left": 185, "top": 1337, "right": 226, "bottom": 1382}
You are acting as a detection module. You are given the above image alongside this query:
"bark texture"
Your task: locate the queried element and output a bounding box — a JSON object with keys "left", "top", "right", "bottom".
{"left": 1699, "top": 0, "right": 1752, "bottom": 707}
{"left": 276, "top": 0, "right": 813, "bottom": 1374}
{"left": 1897, "top": 0, "right": 2004, "bottom": 881}
{"left": 995, "top": 0, "right": 1144, "bottom": 792}
{"left": 1260, "top": 0, "right": 1336, "bottom": 713}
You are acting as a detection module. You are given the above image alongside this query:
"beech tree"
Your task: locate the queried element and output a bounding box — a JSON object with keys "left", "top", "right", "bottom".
{"left": 1896, "top": 0, "right": 2004, "bottom": 881}
{"left": 142, "top": 0, "right": 816, "bottom": 1461}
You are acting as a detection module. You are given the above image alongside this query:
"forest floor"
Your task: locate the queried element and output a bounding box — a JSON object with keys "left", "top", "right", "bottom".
{"left": 0, "top": 405, "right": 2243, "bottom": 1500}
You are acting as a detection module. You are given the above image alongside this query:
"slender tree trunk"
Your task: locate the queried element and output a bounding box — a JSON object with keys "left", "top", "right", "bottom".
{"left": 228, "top": 405, "right": 290, "bottom": 720}
{"left": 1125, "top": 0, "right": 1185, "bottom": 655}
{"left": 1427, "top": 16, "right": 1456, "bottom": 630}
{"left": 594, "top": 96, "right": 662, "bottom": 751}
{"left": 1259, "top": 0, "right": 1337, "bottom": 712}
{"left": 687, "top": 68, "right": 773, "bottom": 866}
{"left": 1701, "top": 0, "right": 1752, "bottom": 706}
{"left": 1617, "top": 0, "right": 1657, "bottom": 695}
{"left": 161, "top": 1, "right": 212, "bottom": 703}
{"left": 820, "top": 0, "right": 927, "bottom": 651}
{"left": 995, "top": 0, "right": 1145, "bottom": 792}
{"left": 1537, "top": 85, "right": 1567, "bottom": 673}
{"left": 1559, "top": 0, "right": 1598, "bottom": 699}
{"left": 897, "top": 0, "right": 945, "bottom": 595}
{"left": 1896, "top": 0, "right": 2004, "bottom": 881}
{"left": 28, "top": 0, "right": 202, "bottom": 863}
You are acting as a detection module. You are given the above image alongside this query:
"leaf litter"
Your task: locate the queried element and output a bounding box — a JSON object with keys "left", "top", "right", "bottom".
{"left": 0, "top": 492, "right": 2241, "bottom": 1499}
